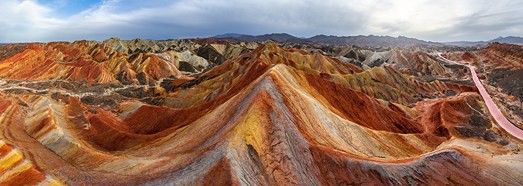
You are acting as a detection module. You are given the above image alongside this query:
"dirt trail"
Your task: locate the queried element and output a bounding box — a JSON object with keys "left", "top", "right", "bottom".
{"left": 0, "top": 80, "right": 148, "bottom": 98}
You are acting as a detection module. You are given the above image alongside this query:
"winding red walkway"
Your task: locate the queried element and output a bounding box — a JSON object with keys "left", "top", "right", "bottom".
{"left": 437, "top": 53, "right": 523, "bottom": 141}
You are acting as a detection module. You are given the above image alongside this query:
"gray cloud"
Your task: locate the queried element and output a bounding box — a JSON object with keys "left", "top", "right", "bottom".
{"left": 1, "top": 0, "right": 522, "bottom": 42}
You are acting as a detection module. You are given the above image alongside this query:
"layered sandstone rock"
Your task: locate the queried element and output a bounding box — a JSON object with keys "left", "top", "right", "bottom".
{"left": 0, "top": 40, "right": 521, "bottom": 185}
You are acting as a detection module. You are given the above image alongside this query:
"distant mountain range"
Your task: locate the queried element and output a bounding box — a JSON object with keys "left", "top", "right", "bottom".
{"left": 444, "top": 36, "right": 523, "bottom": 46}
{"left": 213, "top": 33, "right": 523, "bottom": 47}
{"left": 213, "top": 33, "right": 442, "bottom": 47}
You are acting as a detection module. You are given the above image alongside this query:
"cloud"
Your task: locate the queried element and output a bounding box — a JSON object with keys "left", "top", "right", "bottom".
{"left": 0, "top": 0, "right": 64, "bottom": 42}
{"left": 1, "top": 0, "right": 522, "bottom": 42}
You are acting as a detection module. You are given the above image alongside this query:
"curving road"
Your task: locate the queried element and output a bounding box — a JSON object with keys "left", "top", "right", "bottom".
{"left": 437, "top": 53, "right": 523, "bottom": 141}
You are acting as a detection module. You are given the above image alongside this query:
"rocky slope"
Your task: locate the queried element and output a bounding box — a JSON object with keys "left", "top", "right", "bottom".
{"left": 0, "top": 44, "right": 28, "bottom": 61}
{"left": 0, "top": 40, "right": 521, "bottom": 185}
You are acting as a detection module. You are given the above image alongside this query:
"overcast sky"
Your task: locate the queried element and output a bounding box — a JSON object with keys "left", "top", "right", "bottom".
{"left": 1, "top": 0, "right": 522, "bottom": 43}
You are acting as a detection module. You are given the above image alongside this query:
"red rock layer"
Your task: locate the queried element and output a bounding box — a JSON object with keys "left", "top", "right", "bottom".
{"left": 305, "top": 73, "right": 424, "bottom": 133}
{"left": 453, "top": 43, "right": 523, "bottom": 70}
{"left": 415, "top": 92, "right": 494, "bottom": 138}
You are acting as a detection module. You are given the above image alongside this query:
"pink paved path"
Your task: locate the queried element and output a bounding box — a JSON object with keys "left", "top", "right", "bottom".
{"left": 438, "top": 53, "right": 523, "bottom": 141}
{"left": 469, "top": 66, "right": 523, "bottom": 141}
